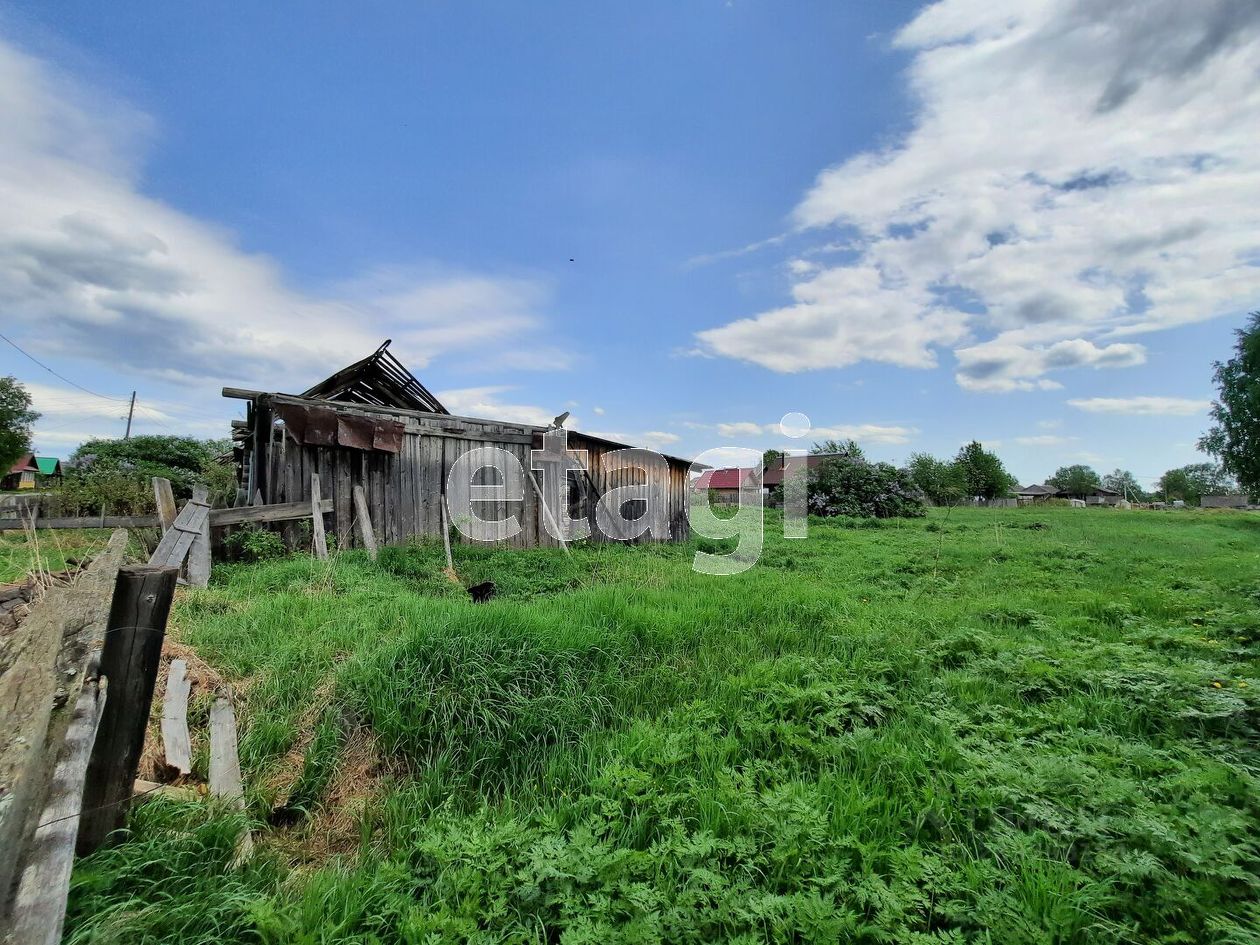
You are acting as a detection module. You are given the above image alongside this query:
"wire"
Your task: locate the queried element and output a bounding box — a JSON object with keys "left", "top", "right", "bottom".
{"left": 0, "top": 331, "right": 130, "bottom": 402}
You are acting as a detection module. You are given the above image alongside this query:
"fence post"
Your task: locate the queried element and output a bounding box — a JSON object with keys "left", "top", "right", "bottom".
{"left": 76, "top": 565, "right": 178, "bottom": 854}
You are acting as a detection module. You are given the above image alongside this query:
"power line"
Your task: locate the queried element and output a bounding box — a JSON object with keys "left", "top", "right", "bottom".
{"left": 0, "top": 331, "right": 129, "bottom": 402}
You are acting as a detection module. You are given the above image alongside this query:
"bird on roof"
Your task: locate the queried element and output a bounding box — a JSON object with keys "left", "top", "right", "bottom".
{"left": 551, "top": 410, "right": 570, "bottom": 428}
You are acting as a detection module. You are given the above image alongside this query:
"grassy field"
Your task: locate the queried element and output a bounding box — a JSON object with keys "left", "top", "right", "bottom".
{"left": 62, "top": 507, "right": 1259, "bottom": 944}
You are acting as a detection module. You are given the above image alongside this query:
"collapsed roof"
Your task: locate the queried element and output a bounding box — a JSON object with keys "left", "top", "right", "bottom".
{"left": 302, "top": 339, "right": 448, "bottom": 414}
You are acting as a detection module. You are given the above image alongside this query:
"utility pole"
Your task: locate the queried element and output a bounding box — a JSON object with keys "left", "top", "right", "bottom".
{"left": 124, "top": 391, "right": 136, "bottom": 439}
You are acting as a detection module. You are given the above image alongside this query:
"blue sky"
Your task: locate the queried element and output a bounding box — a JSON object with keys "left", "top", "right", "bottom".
{"left": 2, "top": 0, "right": 1257, "bottom": 489}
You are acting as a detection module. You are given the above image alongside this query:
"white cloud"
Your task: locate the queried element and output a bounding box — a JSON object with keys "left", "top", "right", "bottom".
{"left": 592, "top": 406, "right": 605, "bottom": 416}
{"left": 706, "top": 419, "right": 916, "bottom": 445}
{"left": 435, "top": 386, "right": 563, "bottom": 428}
{"left": 696, "top": 0, "right": 1260, "bottom": 389}
{"left": 696, "top": 265, "right": 968, "bottom": 372}
{"left": 1067, "top": 395, "right": 1212, "bottom": 415}
{"left": 717, "top": 421, "right": 765, "bottom": 438}
{"left": 955, "top": 338, "right": 1145, "bottom": 391}
{"left": 0, "top": 38, "right": 558, "bottom": 397}
{"left": 1014, "top": 434, "right": 1076, "bottom": 447}
{"left": 586, "top": 430, "right": 682, "bottom": 450}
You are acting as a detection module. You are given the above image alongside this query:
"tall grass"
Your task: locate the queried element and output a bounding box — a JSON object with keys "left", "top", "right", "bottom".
{"left": 64, "top": 508, "right": 1260, "bottom": 944}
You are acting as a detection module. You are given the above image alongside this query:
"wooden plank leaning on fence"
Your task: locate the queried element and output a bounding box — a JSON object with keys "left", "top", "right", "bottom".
{"left": 352, "top": 485, "right": 378, "bottom": 560}
{"left": 310, "top": 474, "right": 329, "bottom": 560}
{"left": 149, "top": 493, "right": 211, "bottom": 571}
{"left": 0, "top": 530, "right": 126, "bottom": 925}
{"left": 187, "top": 485, "right": 212, "bottom": 588}
{"left": 10, "top": 675, "right": 107, "bottom": 945}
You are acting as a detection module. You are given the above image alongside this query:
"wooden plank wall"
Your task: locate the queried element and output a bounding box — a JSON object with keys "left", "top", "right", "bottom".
{"left": 254, "top": 407, "right": 691, "bottom": 550}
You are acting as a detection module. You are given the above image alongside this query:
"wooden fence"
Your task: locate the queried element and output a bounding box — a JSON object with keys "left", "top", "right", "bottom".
{"left": 0, "top": 483, "right": 273, "bottom": 944}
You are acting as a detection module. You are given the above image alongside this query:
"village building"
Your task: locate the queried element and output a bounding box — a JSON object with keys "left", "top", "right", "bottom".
{"left": 2, "top": 454, "right": 61, "bottom": 491}
{"left": 692, "top": 467, "right": 758, "bottom": 500}
{"left": 224, "top": 341, "right": 699, "bottom": 549}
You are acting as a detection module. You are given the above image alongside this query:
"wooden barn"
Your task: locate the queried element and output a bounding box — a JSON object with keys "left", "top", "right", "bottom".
{"left": 224, "top": 342, "right": 698, "bottom": 549}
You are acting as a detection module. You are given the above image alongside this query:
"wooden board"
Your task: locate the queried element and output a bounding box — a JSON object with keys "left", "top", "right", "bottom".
{"left": 161, "top": 659, "right": 192, "bottom": 776}
{"left": 310, "top": 474, "right": 328, "bottom": 560}
{"left": 352, "top": 485, "right": 379, "bottom": 560}
{"left": 10, "top": 677, "right": 107, "bottom": 945}
{"left": 187, "top": 485, "right": 212, "bottom": 588}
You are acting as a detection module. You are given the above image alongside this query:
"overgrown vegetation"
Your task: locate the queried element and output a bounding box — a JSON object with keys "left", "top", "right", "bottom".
{"left": 55, "top": 435, "right": 234, "bottom": 515}
{"left": 63, "top": 508, "right": 1260, "bottom": 944}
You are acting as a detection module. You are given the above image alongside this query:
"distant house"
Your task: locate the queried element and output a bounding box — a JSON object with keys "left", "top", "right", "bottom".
{"left": 693, "top": 467, "right": 758, "bottom": 500}
{"left": 1016, "top": 484, "right": 1059, "bottom": 504}
{"left": 1085, "top": 486, "right": 1122, "bottom": 506}
{"left": 2, "top": 454, "right": 61, "bottom": 491}
{"left": 1200, "top": 494, "right": 1250, "bottom": 509}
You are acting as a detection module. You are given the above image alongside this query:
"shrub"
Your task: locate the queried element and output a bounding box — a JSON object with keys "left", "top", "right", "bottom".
{"left": 223, "top": 525, "right": 287, "bottom": 562}
{"left": 793, "top": 455, "right": 925, "bottom": 519}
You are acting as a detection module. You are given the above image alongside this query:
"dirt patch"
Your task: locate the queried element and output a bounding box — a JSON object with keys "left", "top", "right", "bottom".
{"left": 267, "top": 727, "right": 391, "bottom": 867}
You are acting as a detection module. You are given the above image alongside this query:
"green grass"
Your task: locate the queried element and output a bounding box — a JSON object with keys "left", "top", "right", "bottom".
{"left": 0, "top": 527, "right": 120, "bottom": 584}
{"left": 64, "top": 508, "right": 1260, "bottom": 944}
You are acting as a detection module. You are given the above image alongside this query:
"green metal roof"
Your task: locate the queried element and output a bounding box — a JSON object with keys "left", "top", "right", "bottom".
{"left": 34, "top": 456, "right": 60, "bottom": 475}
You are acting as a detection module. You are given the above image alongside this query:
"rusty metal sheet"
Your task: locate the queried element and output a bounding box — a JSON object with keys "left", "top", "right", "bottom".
{"left": 304, "top": 406, "right": 338, "bottom": 446}
{"left": 372, "top": 419, "right": 403, "bottom": 454}
{"left": 336, "top": 414, "right": 375, "bottom": 451}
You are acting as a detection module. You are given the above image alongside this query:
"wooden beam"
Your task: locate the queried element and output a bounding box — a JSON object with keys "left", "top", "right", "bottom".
{"left": 0, "top": 500, "right": 333, "bottom": 532}
{"left": 160, "top": 659, "right": 192, "bottom": 776}
{"left": 210, "top": 499, "right": 332, "bottom": 527}
{"left": 77, "top": 565, "right": 178, "bottom": 854}
{"left": 310, "top": 474, "right": 328, "bottom": 560}
{"left": 10, "top": 676, "right": 107, "bottom": 945}
{"left": 352, "top": 485, "right": 378, "bottom": 560}
{"left": 221, "top": 386, "right": 264, "bottom": 400}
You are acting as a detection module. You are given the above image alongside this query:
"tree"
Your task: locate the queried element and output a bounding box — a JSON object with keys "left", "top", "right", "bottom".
{"left": 953, "top": 441, "right": 1017, "bottom": 500}
{"left": 906, "top": 451, "right": 964, "bottom": 505}
{"left": 1156, "top": 462, "right": 1235, "bottom": 504}
{"left": 1200, "top": 311, "right": 1260, "bottom": 497}
{"left": 1101, "top": 468, "right": 1145, "bottom": 502}
{"left": 1047, "top": 464, "right": 1101, "bottom": 498}
{"left": 0, "top": 376, "right": 39, "bottom": 473}
{"left": 810, "top": 438, "right": 864, "bottom": 459}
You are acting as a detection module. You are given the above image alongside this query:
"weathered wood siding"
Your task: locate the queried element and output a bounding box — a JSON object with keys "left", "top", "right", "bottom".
{"left": 250, "top": 395, "right": 691, "bottom": 550}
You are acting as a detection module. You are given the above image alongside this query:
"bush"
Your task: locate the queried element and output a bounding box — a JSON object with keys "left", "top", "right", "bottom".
{"left": 793, "top": 455, "right": 925, "bottom": 519}
{"left": 223, "top": 525, "right": 287, "bottom": 562}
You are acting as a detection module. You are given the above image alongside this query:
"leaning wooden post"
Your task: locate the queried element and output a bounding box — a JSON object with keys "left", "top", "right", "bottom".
{"left": 310, "top": 474, "right": 329, "bottom": 560}
{"left": 152, "top": 477, "right": 177, "bottom": 533}
{"left": 352, "top": 485, "right": 378, "bottom": 560}
{"left": 77, "top": 565, "right": 178, "bottom": 854}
